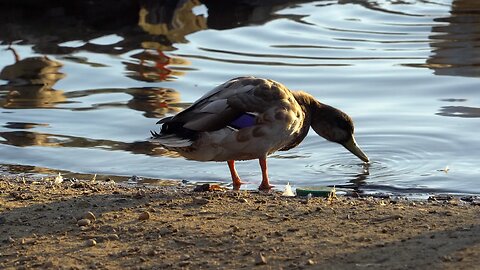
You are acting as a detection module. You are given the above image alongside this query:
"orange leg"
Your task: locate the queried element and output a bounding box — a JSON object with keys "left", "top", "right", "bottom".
{"left": 258, "top": 158, "right": 274, "bottom": 190}
{"left": 227, "top": 160, "right": 245, "bottom": 190}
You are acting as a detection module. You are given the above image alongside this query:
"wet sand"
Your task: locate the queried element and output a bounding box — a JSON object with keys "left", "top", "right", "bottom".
{"left": 1, "top": 174, "right": 479, "bottom": 269}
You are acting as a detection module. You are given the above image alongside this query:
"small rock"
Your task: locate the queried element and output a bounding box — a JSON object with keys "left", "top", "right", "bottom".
{"left": 442, "top": 255, "right": 453, "bottom": 262}
{"left": 307, "top": 259, "right": 315, "bottom": 265}
{"left": 43, "top": 261, "right": 55, "bottom": 268}
{"left": 193, "top": 197, "right": 209, "bottom": 205}
{"left": 179, "top": 261, "right": 191, "bottom": 267}
{"left": 428, "top": 194, "right": 453, "bottom": 201}
{"left": 180, "top": 254, "right": 191, "bottom": 260}
{"left": 82, "top": 211, "right": 96, "bottom": 221}
{"left": 107, "top": 234, "right": 120, "bottom": 240}
{"left": 147, "top": 250, "right": 158, "bottom": 256}
{"left": 158, "top": 227, "right": 172, "bottom": 236}
{"left": 7, "top": 236, "right": 15, "bottom": 244}
{"left": 255, "top": 253, "right": 267, "bottom": 265}
{"left": 129, "top": 175, "right": 142, "bottom": 183}
{"left": 86, "top": 239, "right": 97, "bottom": 247}
{"left": 134, "top": 189, "right": 146, "bottom": 199}
{"left": 471, "top": 200, "right": 480, "bottom": 206}
{"left": 138, "top": 211, "right": 150, "bottom": 221}
{"left": 238, "top": 198, "right": 248, "bottom": 203}
{"left": 77, "top": 219, "right": 91, "bottom": 227}
{"left": 257, "top": 236, "right": 268, "bottom": 243}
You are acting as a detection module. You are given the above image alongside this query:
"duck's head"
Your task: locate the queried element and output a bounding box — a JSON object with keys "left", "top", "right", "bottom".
{"left": 310, "top": 102, "right": 369, "bottom": 163}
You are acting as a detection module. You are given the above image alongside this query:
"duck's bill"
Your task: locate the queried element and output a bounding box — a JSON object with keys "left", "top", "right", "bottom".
{"left": 342, "top": 136, "right": 370, "bottom": 163}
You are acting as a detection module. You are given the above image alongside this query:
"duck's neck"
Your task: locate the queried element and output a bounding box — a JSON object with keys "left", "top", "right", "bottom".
{"left": 292, "top": 91, "right": 324, "bottom": 117}
{"left": 294, "top": 91, "right": 339, "bottom": 117}
{"left": 278, "top": 91, "right": 317, "bottom": 151}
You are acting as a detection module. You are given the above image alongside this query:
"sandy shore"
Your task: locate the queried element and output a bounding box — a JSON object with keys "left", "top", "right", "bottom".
{"left": 1, "top": 174, "right": 479, "bottom": 270}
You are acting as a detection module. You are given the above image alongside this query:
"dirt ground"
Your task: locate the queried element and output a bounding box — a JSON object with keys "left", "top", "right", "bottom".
{"left": 1, "top": 174, "right": 479, "bottom": 270}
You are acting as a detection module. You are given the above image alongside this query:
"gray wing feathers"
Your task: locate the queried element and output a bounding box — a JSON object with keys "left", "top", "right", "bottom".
{"left": 171, "top": 77, "right": 293, "bottom": 132}
{"left": 227, "top": 92, "right": 270, "bottom": 113}
{"left": 183, "top": 109, "right": 238, "bottom": 131}
{"left": 199, "top": 99, "right": 229, "bottom": 114}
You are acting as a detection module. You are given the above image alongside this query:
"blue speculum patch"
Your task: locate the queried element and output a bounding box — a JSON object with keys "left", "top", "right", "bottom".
{"left": 228, "top": 113, "right": 256, "bottom": 130}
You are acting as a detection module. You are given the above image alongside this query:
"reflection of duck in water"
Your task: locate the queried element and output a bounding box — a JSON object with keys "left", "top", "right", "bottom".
{"left": 138, "top": 0, "right": 207, "bottom": 44}
{"left": 0, "top": 46, "right": 66, "bottom": 108}
{"left": 0, "top": 130, "right": 60, "bottom": 147}
{"left": 0, "top": 128, "right": 180, "bottom": 158}
{"left": 127, "top": 87, "right": 183, "bottom": 118}
{"left": 427, "top": 0, "right": 480, "bottom": 77}
{"left": 152, "top": 77, "right": 369, "bottom": 190}
{"left": 123, "top": 49, "right": 190, "bottom": 82}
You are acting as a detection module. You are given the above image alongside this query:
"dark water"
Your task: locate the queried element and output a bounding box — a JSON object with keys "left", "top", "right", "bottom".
{"left": 1, "top": 0, "right": 479, "bottom": 195}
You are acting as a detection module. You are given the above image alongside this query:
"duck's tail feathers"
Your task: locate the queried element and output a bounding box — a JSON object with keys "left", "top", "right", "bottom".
{"left": 150, "top": 132, "right": 194, "bottom": 148}
{"left": 156, "top": 116, "right": 173, "bottom": 125}
{"left": 151, "top": 116, "right": 198, "bottom": 148}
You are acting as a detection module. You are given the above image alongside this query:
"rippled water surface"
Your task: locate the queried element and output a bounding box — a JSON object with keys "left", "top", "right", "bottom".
{"left": 1, "top": 0, "right": 479, "bottom": 195}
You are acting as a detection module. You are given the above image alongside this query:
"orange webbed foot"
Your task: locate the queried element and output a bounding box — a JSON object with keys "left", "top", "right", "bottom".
{"left": 258, "top": 183, "right": 274, "bottom": 191}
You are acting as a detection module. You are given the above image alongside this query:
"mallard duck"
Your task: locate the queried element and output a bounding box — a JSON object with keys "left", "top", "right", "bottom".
{"left": 151, "top": 76, "right": 369, "bottom": 190}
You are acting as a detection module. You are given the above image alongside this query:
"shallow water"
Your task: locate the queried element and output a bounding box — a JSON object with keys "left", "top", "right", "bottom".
{"left": 1, "top": 0, "right": 479, "bottom": 195}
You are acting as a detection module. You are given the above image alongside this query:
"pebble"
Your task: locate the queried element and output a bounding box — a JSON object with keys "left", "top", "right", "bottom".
{"left": 307, "top": 259, "right": 315, "bottom": 265}
{"left": 147, "top": 250, "right": 158, "bottom": 256}
{"left": 107, "top": 234, "right": 120, "bottom": 241}
{"left": 82, "top": 211, "right": 96, "bottom": 221}
{"left": 86, "top": 239, "right": 97, "bottom": 247}
{"left": 193, "top": 197, "right": 209, "bottom": 205}
{"left": 134, "top": 190, "right": 146, "bottom": 199}
{"left": 77, "top": 219, "right": 91, "bottom": 227}
{"left": 43, "top": 261, "right": 54, "bottom": 268}
{"left": 7, "top": 236, "right": 15, "bottom": 244}
{"left": 178, "top": 261, "right": 191, "bottom": 267}
{"left": 138, "top": 211, "right": 150, "bottom": 221}
{"left": 157, "top": 227, "right": 172, "bottom": 236}
{"left": 257, "top": 236, "right": 268, "bottom": 243}
{"left": 255, "top": 253, "right": 267, "bottom": 265}
{"left": 180, "top": 254, "right": 191, "bottom": 260}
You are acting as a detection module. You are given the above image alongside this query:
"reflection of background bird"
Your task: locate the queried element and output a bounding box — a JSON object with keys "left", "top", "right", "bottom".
{"left": 0, "top": 47, "right": 66, "bottom": 108}
{"left": 0, "top": 0, "right": 315, "bottom": 57}
{"left": 1, "top": 84, "right": 67, "bottom": 109}
{"left": 1, "top": 47, "right": 64, "bottom": 85}
{"left": 126, "top": 87, "right": 183, "bottom": 118}
{"left": 138, "top": 0, "right": 207, "bottom": 44}
{"left": 0, "top": 131, "right": 60, "bottom": 147}
{"left": 123, "top": 50, "right": 190, "bottom": 82}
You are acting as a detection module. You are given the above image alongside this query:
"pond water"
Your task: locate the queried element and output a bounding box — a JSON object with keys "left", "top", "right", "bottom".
{"left": 1, "top": 0, "right": 479, "bottom": 195}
